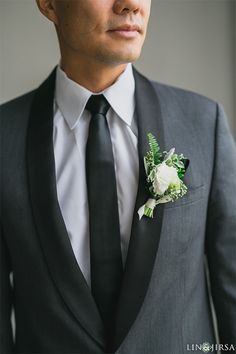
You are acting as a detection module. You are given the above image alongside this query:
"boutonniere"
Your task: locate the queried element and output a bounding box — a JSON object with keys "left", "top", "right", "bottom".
{"left": 138, "top": 133, "right": 189, "bottom": 220}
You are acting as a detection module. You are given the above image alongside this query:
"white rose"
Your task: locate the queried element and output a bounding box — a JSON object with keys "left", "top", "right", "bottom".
{"left": 153, "top": 162, "right": 180, "bottom": 195}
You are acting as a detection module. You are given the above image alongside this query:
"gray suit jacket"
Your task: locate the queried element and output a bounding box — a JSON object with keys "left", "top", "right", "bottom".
{"left": 0, "top": 68, "right": 236, "bottom": 354}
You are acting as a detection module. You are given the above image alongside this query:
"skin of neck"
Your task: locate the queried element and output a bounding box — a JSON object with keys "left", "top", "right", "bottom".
{"left": 60, "top": 51, "right": 128, "bottom": 93}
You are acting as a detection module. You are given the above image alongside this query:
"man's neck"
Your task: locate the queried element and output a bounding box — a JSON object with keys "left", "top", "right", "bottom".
{"left": 60, "top": 57, "right": 128, "bottom": 93}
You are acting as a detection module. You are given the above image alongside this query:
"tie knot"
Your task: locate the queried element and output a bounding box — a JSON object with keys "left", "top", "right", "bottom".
{"left": 86, "top": 95, "right": 110, "bottom": 116}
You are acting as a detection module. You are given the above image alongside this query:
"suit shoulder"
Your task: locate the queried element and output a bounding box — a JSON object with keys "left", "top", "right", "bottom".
{"left": 152, "top": 80, "right": 216, "bottom": 108}
{"left": 0, "top": 90, "right": 36, "bottom": 131}
{"left": 150, "top": 80, "right": 218, "bottom": 117}
{"left": 0, "top": 90, "right": 35, "bottom": 115}
{"left": 133, "top": 66, "right": 219, "bottom": 124}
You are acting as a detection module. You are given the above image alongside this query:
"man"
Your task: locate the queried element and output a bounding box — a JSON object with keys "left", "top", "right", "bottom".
{"left": 0, "top": 0, "right": 236, "bottom": 353}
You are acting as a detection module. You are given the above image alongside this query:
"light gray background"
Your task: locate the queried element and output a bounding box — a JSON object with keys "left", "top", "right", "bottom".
{"left": 0, "top": 0, "right": 235, "bottom": 138}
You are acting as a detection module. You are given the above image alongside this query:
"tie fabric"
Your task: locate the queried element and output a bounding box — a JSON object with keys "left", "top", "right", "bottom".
{"left": 86, "top": 95, "right": 123, "bottom": 344}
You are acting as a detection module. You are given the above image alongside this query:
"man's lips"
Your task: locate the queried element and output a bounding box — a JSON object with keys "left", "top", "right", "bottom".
{"left": 108, "top": 24, "right": 142, "bottom": 38}
{"left": 110, "top": 24, "right": 141, "bottom": 32}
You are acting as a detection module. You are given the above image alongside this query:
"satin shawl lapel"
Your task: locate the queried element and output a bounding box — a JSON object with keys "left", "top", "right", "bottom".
{"left": 112, "top": 69, "right": 166, "bottom": 352}
{"left": 27, "top": 69, "right": 105, "bottom": 348}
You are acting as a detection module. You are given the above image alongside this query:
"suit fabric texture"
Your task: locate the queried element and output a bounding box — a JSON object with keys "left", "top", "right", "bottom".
{"left": 0, "top": 68, "right": 236, "bottom": 354}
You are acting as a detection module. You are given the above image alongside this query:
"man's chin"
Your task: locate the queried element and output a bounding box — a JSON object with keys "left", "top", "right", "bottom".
{"left": 101, "top": 49, "right": 142, "bottom": 66}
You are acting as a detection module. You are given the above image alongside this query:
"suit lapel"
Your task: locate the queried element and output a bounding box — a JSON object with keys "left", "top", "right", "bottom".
{"left": 27, "top": 67, "right": 166, "bottom": 352}
{"left": 27, "top": 69, "right": 105, "bottom": 348}
{"left": 112, "top": 68, "right": 166, "bottom": 352}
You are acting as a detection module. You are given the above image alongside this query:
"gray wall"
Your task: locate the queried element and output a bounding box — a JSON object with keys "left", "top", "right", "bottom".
{"left": 235, "top": 2, "right": 236, "bottom": 136}
{"left": 0, "top": 0, "right": 235, "bottom": 137}
{"left": 136, "top": 0, "right": 236, "bottom": 136}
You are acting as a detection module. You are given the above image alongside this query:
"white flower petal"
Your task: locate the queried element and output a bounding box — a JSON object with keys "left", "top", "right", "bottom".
{"left": 152, "top": 162, "right": 180, "bottom": 196}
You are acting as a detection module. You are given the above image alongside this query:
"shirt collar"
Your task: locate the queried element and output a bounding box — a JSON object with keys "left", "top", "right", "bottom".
{"left": 55, "top": 63, "right": 135, "bottom": 130}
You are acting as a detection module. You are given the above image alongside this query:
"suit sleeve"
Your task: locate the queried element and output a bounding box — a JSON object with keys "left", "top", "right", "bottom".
{"left": 205, "top": 103, "right": 236, "bottom": 345}
{"left": 0, "top": 222, "right": 14, "bottom": 353}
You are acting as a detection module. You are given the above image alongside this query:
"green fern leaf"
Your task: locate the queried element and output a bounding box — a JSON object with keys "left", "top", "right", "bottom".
{"left": 147, "top": 133, "right": 162, "bottom": 165}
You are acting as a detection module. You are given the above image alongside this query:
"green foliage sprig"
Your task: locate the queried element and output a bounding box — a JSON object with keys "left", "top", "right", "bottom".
{"left": 138, "top": 132, "right": 189, "bottom": 220}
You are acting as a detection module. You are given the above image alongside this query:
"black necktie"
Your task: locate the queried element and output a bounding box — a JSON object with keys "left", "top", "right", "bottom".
{"left": 86, "top": 95, "right": 123, "bottom": 343}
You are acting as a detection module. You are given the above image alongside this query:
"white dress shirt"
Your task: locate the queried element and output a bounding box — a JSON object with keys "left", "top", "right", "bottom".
{"left": 53, "top": 64, "right": 139, "bottom": 287}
